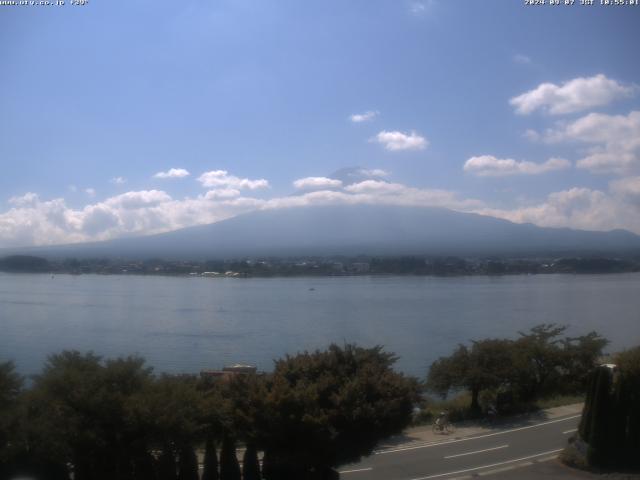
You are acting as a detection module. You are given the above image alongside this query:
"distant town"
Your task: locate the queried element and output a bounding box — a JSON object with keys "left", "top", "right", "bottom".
{"left": 1, "top": 254, "right": 639, "bottom": 277}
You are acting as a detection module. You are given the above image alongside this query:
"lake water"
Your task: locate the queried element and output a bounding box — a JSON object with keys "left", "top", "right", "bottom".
{"left": 1, "top": 272, "right": 640, "bottom": 378}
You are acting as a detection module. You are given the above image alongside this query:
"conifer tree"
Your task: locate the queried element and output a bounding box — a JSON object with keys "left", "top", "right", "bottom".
{"left": 219, "top": 436, "right": 241, "bottom": 480}
{"left": 157, "top": 447, "right": 177, "bottom": 480}
{"left": 201, "top": 437, "right": 219, "bottom": 480}
{"left": 178, "top": 445, "right": 199, "bottom": 480}
{"left": 242, "top": 444, "right": 260, "bottom": 480}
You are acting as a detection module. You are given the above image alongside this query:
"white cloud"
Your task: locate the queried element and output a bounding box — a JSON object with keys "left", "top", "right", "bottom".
{"left": 293, "top": 177, "right": 343, "bottom": 190}
{"left": 153, "top": 168, "right": 190, "bottom": 179}
{"left": 104, "top": 190, "right": 172, "bottom": 210}
{"left": 8, "top": 192, "right": 39, "bottom": 207}
{"left": 201, "top": 189, "right": 241, "bottom": 200}
{"left": 110, "top": 177, "right": 127, "bottom": 185}
{"left": 197, "top": 170, "right": 269, "bottom": 190}
{"left": 510, "top": 74, "right": 636, "bottom": 115}
{"left": 476, "top": 187, "right": 640, "bottom": 234}
{"left": 343, "top": 180, "right": 405, "bottom": 194}
{"left": 359, "top": 168, "right": 389, "bottom": 178}
{"left": 463, "top": 155, "right": 571, "bottom": 177}
{"left": 0, "top": 180, "right": 484, "bottom": 248}
{"left": 545, "top": 110, "right": 640, "bottom": 174}
{"left": 85, "top": 188, "right": 96, "bottom": 197}
{"left": 409, "top": 0, "right": 434, "bottom": 15}
{"left": 513, "top": 54, "right": 532, "bottom": 65}
{"left": 350, "top": 110, "right": 379, "bottom": 123}
{"left": 372, "top": 130, "right": 428, "bottom": 151}
{"left": 610, "top": 176, "right": 640, "bottom": 204}
{"left": 523, "top": 129, "right": 541, "bottom": 142}
{"left": 4, "top": 173, "right": 640, "bottom": 248}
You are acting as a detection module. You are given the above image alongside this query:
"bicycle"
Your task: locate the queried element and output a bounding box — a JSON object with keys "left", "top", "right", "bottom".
{"left": 432, "top": 415, "right": 455, "bottom": 434}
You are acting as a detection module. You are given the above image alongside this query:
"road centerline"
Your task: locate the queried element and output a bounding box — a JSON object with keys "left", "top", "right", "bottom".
{"left": 444, "top": 444, "right": 508, "bottom": 459}
{"left": 339, "top": 467, "right": 373, "bottom": 474}
{"left": 408, "top": 448, "right": 564, "bottom": 480}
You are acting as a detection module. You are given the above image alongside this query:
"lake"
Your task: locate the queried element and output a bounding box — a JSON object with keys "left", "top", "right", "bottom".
{"left": 1, "top": 272, "right": 640, "bottom": 378}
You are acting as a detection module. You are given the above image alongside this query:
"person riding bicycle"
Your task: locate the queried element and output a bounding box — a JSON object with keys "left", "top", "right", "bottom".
{"left": 435, "top": 410, "right": 449, "bottom": 428}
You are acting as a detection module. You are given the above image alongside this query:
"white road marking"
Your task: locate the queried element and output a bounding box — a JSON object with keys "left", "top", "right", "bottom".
{"left": 339, "top": 467, "right": 373, "bottom": 474}
{"left": 444, "top": 444, "right": 508, "bottom": 459}
{"left": 563, "top": 428, "right": 577, "bottom": 434}
{"left": 408, "top": 448, "right": 564, "bottom": 480}
{"left": 376, "top": 415, "right": 580, "bottom": 455}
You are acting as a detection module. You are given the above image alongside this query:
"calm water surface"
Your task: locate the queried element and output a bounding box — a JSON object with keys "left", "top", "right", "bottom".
{"left": 1, "top": 272, "right": 640, "bottom": 377}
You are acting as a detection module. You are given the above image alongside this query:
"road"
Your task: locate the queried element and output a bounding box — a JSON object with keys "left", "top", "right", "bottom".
{"left": 339, "top": 412, "right": 581, "bottom": 480}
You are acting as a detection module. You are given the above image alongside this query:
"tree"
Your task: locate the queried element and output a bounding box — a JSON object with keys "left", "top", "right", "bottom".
{"left": 242, "top": 444, "right": 260, "bottom": 480}
{"left": 178, "top": 445, "right": 199, "bottom": 480}
{"left": 427, "top": 340, "right": 515, "bottom": 414}
{"left": 22, "top": 351, "right": 154, "bottom": 480}
{"left": 201, "top": 437, "right": 219, "bottom": 480}
{"left": 219, "top": 436, "right": 241, "bottom": 480}
{"left": 0, "top": 361, "right": 24, "bottom": 478}
{"left": 578, "top": 347, "right": 640, "bottom": 469}
{"left": 258, "top": 344, "right": 419, "bottom": 479}
{"left": 561, "top": 332, "right": 609, "bottom": 393}
{"left": 511, "top": 324, "right": 567, "bottom": 401}
{"left": 157, "top": 448, "right": 177, "bottom": 480}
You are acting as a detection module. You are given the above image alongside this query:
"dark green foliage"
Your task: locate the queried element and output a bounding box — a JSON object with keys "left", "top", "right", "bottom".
{"left": 157, "top": 448, "right": 178, "bottom": 480}
{"left": 578, "top": 347, "right": 640, "bottom": 470}
{"left": 0, "top": 361, "right": 23, "bottom": 474}
{"left": 242, "top": 444, "right": 260, "bottom": 480}
{"left": 178, "top": 445, "right": 199, "bottom": 480}
{"left": 202, "top": 437, "right": 219, "bottom": 480}
{"left": 220, "top": 436, "right": 241, "bottom": 480}
{"left": 258, "top": 344, "right": 419, "bottom": 476}
{"left": 2, "top": 345, "right": 419, "bottom": 479}
{"left": 132, "top": 451, "right": 157, "bottom": 480}
{"left": 583, "top": 367, "right": 614, "bottom": 467}
{"left": 427, "top": 325, "right": 608, "bottom": 413}
{"left": 613, "top": 347, "right": 640, "bottom": 469}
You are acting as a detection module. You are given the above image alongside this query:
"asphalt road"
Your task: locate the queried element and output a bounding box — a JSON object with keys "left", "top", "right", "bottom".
{"left": 339, "top": 413, "right": 581, "bottom": 480}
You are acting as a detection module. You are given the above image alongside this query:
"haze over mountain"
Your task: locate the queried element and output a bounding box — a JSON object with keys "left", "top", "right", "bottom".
{"left": 5, "top": 205, "right": 640, "bottom": 260}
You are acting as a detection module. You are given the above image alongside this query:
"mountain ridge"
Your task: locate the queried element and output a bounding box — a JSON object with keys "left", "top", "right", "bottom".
{"left": 3, "top": 204, "right": 640, "bottom": 259}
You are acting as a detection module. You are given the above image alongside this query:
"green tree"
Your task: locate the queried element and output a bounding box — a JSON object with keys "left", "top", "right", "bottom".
{"left": 23, "top": 351, "right": 154, "bottom": 480}
{"left": 201, "top": 437, "right": 219, "bottom": 480}
{"left": 560, "top": 331, "right": 609, "bottom": 393}
{"left": 258, "top": 344, "right": 419, "bottom": 479}
{"left": 178, "top": 445, "right": 199, "bottom": 480}
{"left": 0, "top": 361, "right": 24, "bottom": 479}
{"left": 427, "top": 339, "right": 515, "bottom": 414}
{"left": 242, "top": 444, "right": 260, "bottom": 480}
{"left": 157, "top": 447, "right": 177, "bottom": 480}
{"left": 219, "top": 436, "right": 241, "bottom": 480}
{"left": 511, "top": 324, "right": 567, "bottom": 401}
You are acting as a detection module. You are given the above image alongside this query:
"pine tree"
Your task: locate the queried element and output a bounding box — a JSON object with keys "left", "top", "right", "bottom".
{"left": 178, "top": 445, "right": 199, "bottom": 480}
{"left": 202, "top": 437, "right": 219, "bottom": 480}
{"left": 132, "top": 451, "right": 157, "bottom": 480}
{"left": 157, "top": 447, "right": 177, "bottom": 480}
{"left": 219, "top": 436, "right": 241, "bottom": 480}
{"left": 241, "top": 444, "right": 260, "bottom": 480}
{"left": 585, "top": 366, "right": 613, "bottom": 467}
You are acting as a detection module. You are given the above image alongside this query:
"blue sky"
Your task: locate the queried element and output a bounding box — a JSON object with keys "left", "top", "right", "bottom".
{"left": 1, "top": 0, "right": 639, "bottom": 247}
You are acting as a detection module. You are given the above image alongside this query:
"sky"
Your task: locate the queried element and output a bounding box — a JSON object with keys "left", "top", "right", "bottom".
{"left": 1, "top": 0, "right": 640, "bottom": 247}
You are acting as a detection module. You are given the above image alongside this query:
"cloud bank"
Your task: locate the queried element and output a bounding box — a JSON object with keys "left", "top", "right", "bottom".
{"left": 464, "top": 155, "right": 570, "bottom": 177}
{"left": 510, "top": 74, "right": 636, "bottom": 115}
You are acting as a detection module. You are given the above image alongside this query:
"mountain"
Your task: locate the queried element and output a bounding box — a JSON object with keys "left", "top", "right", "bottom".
{"left": 5, "top": 204, "right": 640, "bottom": 259}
